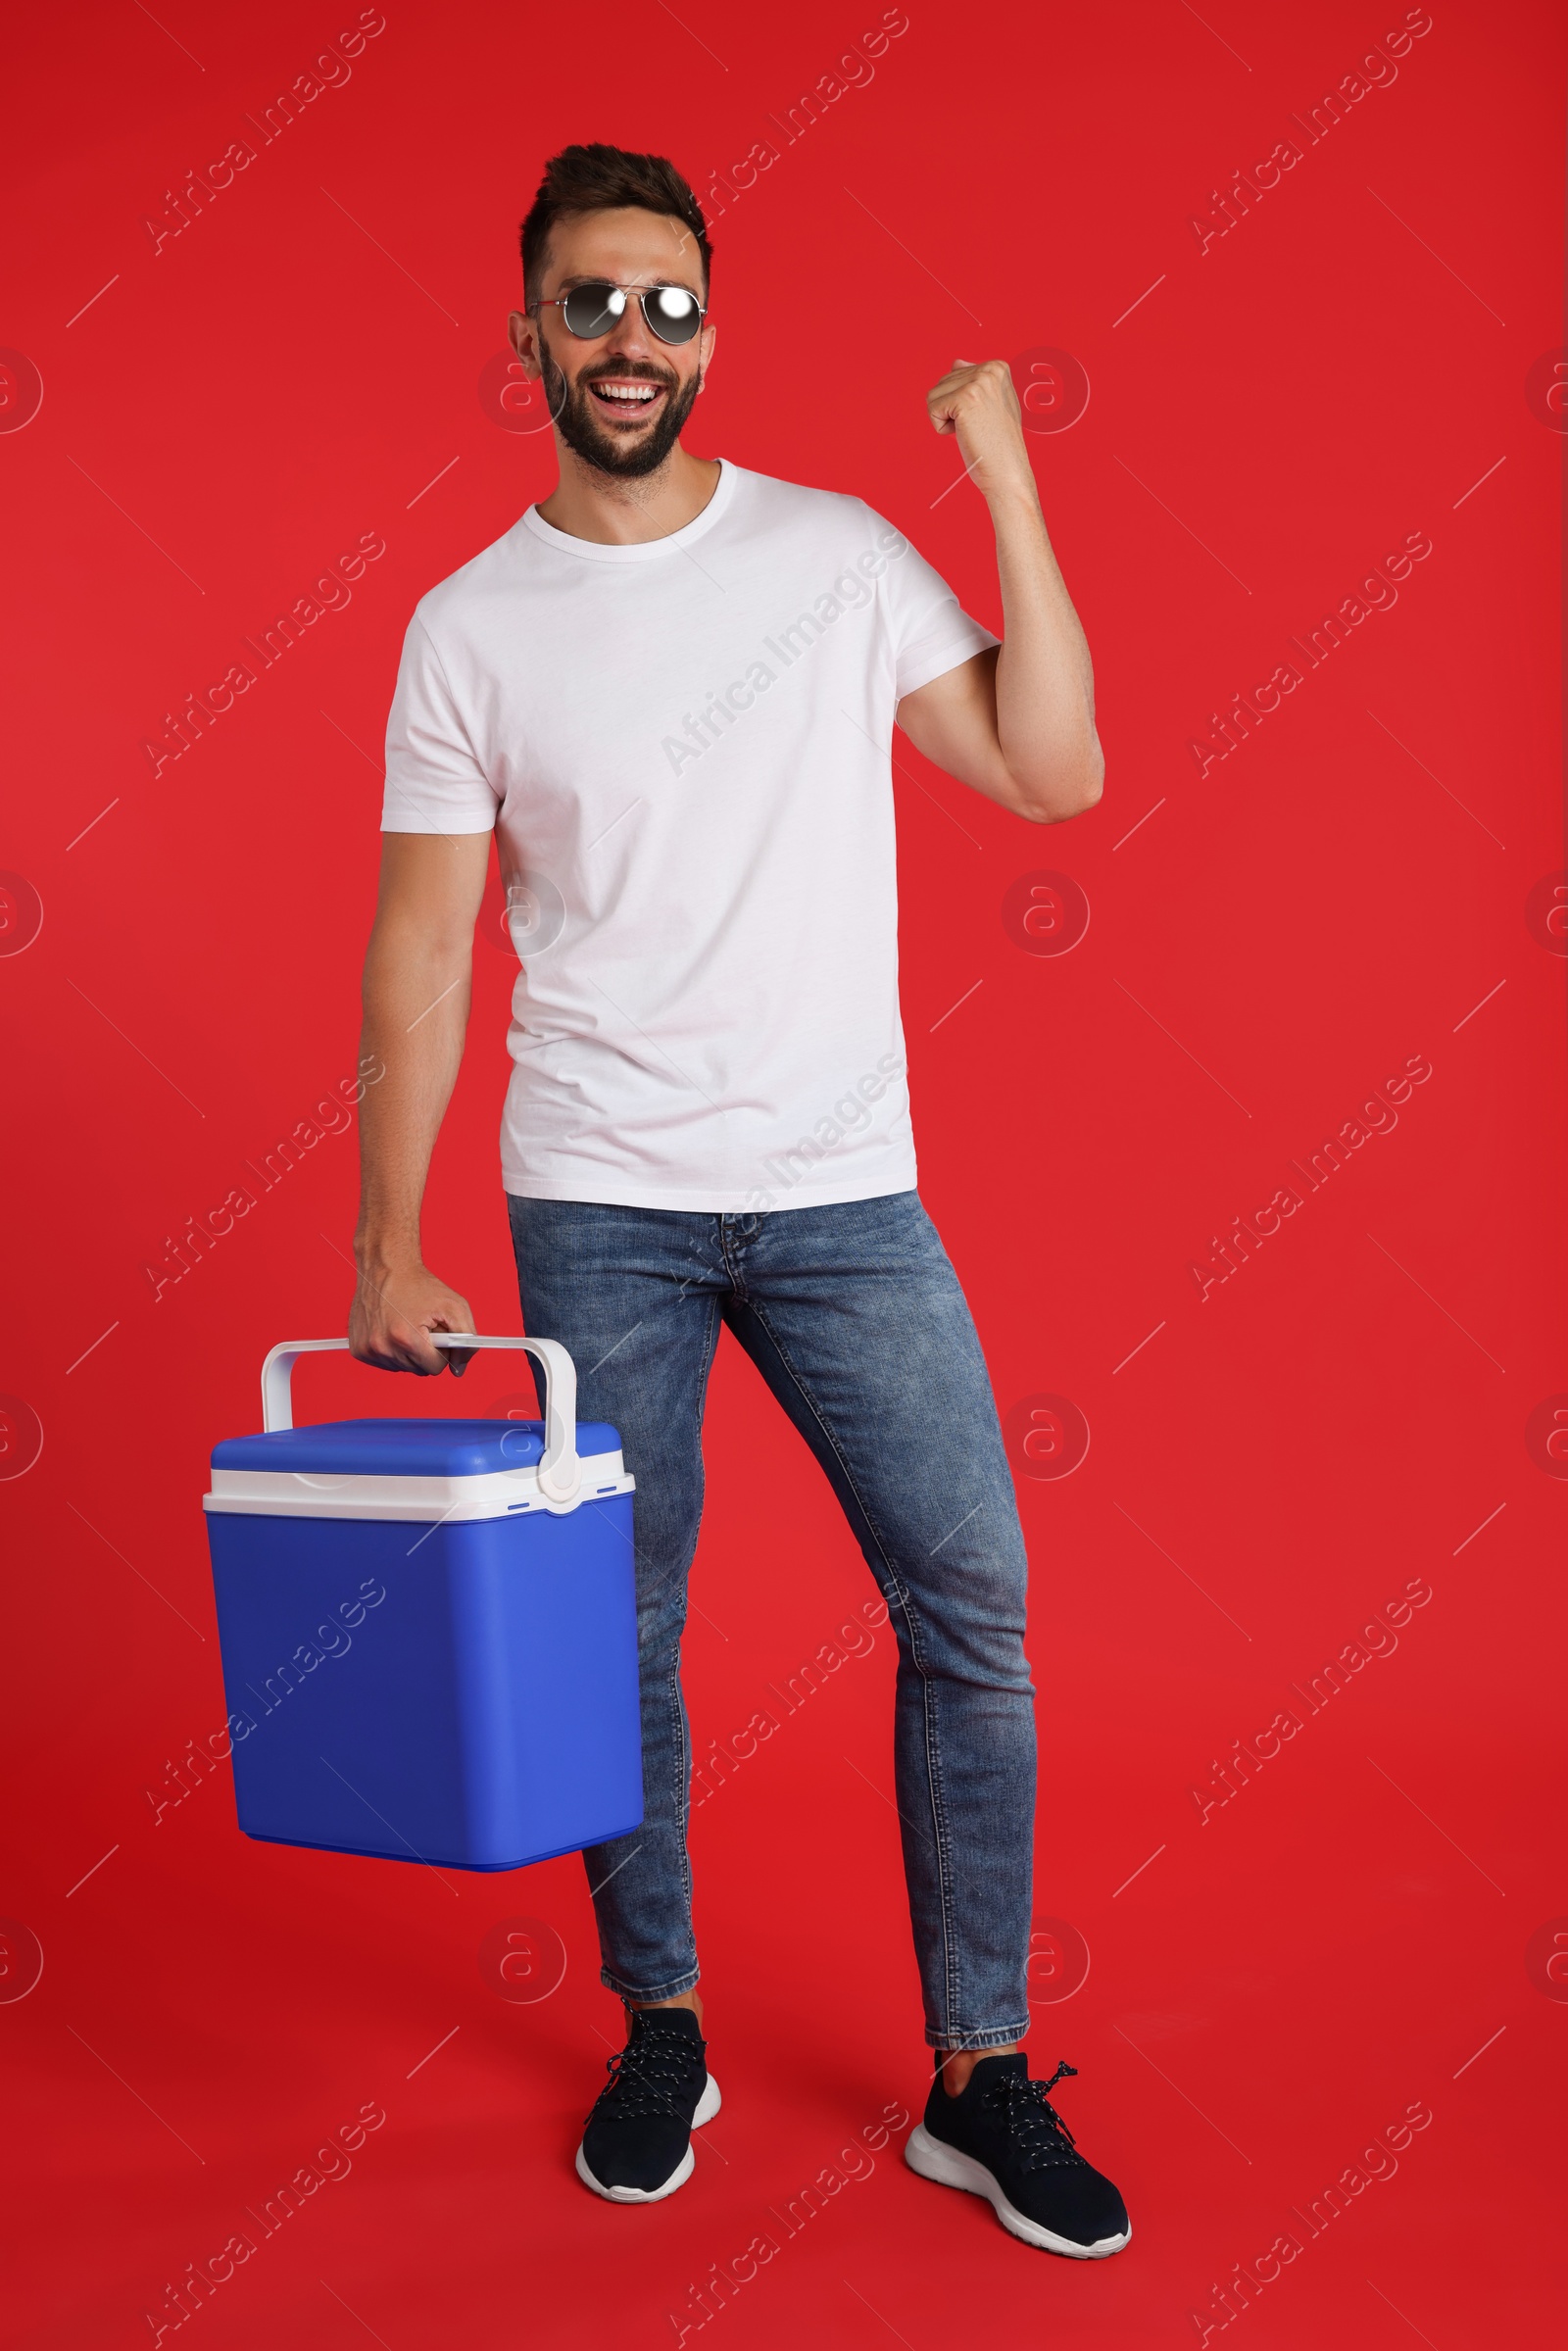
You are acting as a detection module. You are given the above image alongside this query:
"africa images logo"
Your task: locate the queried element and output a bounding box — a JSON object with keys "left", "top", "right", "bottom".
{"left": 659, "top": 528, "right": 911, "bottom": 777}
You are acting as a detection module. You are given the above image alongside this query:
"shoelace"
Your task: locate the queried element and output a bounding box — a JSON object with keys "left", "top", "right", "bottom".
{"left": 589, "top": 2024, "right": 702, "bottom": 2123}
{"left": 979, "top": 2060, "right": 1086, "bottom": 2173}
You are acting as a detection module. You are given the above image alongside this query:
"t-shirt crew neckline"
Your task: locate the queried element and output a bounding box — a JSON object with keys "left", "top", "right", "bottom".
{"left": 519, "top": 458, "right": 737, "bottom": 563}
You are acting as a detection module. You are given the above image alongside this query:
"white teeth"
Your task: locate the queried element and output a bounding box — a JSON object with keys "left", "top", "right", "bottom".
{"left": 594, "top": 383, "right": 658, "bottom": 404}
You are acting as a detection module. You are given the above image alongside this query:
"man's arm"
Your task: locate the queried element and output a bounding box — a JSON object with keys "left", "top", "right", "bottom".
{"left": 349, "top": 830, "right": 491, "bottom": 1374}
{"left": 895, "top": 359, "right": 1102, "bottom": 825}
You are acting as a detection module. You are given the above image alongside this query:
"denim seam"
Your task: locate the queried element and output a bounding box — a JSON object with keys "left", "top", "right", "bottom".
{"left": 742, "top": 1296, "right": 961, "bottom": 2040}
{"left": 669, "top": 1291, "right": 723, "bottom": 1950}
{"left": 929, "top": 2020, "right": 1031, "bottom": 2053}
{"left": 717, "top": 1215, "right": 751, "bottom": 1299}
{"left": 678, "top": 1220, "right": 731, "bottom": 1307}
{"left": 669, "top": 1634, "right": 692, "bottom": 1946}
{"left": 599, "top": 1964, "right": 703, "bottom": 2003}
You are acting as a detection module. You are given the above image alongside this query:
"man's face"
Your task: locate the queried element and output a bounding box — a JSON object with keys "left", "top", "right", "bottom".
{"left": 509, "top": 207, "right": 714, "bottom": 481}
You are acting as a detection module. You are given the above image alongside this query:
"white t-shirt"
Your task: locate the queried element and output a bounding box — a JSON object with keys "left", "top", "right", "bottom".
{"left": 381, "top": 459, "right": 998, "bottom": 1211}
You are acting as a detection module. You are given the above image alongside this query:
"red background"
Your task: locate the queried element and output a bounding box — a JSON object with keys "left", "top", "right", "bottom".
{"left": 2, "top": 2, "right": 1565, "bottom": 2344}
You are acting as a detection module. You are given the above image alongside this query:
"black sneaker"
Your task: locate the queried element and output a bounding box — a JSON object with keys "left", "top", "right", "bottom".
{"left": 574, "top": 2007, "right": 721, "bottom": 2204}
{"left": 906, "top": 2055, "right": 1130, "bottom": 2257}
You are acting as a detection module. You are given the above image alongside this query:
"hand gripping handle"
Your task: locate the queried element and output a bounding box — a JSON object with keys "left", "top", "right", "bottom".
{"left": 259, "top": 1334, "right": 581, "bottom": 1503}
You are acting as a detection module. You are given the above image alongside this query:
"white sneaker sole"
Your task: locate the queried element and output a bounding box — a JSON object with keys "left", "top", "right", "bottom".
{"left": 574, "top": 2074, "right": 721, "bottom": 2204}
{"left": 905, "top": 2122, "right": 1131, "bottom": 2258}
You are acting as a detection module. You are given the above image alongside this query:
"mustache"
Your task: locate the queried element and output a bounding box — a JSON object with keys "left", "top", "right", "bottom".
{"left": 578, "top": 359, "right": 678, "bottom": 389}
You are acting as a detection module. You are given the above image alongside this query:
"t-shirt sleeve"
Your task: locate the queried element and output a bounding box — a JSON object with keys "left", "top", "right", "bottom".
{"left": 871, "top": 511, "right": 1001, "bottom": 700}
{"left": 380, "top": 613, "right": 500, "bottom": 835}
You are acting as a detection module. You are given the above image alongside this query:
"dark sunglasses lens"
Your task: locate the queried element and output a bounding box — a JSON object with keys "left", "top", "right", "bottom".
{"left": 562, "top": 283, "right": 624, "bottom": 336}
{"left": 645, "top": 285, "right": 702, "bottom": 343}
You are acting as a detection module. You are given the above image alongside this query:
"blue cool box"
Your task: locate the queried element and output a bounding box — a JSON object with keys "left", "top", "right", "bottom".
{"left": 203, "top": 1336, "right": 643, "bottom": 1871}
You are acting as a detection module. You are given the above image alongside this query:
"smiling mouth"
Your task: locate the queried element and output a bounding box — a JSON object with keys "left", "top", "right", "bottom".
{"left": 587, "top": 377, "right": 666, "bottom": 420}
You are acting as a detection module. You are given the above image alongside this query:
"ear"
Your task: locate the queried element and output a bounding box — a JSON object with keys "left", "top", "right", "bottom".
{"left": 509, "top": 309, "right": 542, "bottom": 377}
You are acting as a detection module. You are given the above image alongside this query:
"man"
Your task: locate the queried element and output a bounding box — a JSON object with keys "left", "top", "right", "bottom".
{"left": 349, "top": 142, "right": 1129, "bottom": 2259}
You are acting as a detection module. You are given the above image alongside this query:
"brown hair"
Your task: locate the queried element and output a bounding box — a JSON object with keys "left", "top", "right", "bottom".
{"left": 519, "top": 143, "right": 712, "bottom": 304}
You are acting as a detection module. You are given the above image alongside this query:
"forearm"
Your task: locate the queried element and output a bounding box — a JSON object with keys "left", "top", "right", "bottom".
{"left": 904, "top": 359, "right": 1103, "bottom": 823}
{"left": 354, "top": 926, "right": 471, "bottom": 1276}
{"left": 988, "top": 474, "right": 1102, "bottom": 810}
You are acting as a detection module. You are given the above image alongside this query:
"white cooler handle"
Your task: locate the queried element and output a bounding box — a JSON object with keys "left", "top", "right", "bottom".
{"left": 259, "top": 1334, "right": 581, "bottom": 1503}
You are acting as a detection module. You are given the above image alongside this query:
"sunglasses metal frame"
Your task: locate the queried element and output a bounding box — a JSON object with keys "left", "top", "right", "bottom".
{"left": 525, "top": 280, "right": 709, "bottom": 345}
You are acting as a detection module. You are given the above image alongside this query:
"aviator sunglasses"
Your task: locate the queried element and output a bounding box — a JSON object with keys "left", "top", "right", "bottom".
{"left": 527, "top": 279, "right": 707, "bottom": 346}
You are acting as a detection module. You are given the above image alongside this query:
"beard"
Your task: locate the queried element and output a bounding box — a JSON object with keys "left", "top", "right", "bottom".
{"left": 543, "top": 347, "right": 702, "bottom": 480}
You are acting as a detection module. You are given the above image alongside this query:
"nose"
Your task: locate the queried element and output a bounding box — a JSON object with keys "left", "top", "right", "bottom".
{"left": 599, "top": 292, "right": 658, "bottom": 364}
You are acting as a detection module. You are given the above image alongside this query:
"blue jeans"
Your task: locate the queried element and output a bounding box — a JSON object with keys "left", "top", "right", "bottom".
{"left": 507, "top": 1189, "right": 1036, "bottom": 2050}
